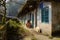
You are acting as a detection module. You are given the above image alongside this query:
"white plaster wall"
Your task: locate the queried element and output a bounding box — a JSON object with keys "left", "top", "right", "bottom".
{"left": 36, "top": 2, "right": 52, "bottom": 36}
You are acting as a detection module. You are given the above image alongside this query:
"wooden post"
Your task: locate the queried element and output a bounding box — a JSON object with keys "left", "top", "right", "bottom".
{"left": 34, "top": 8, "right": 37, "bottom": 28}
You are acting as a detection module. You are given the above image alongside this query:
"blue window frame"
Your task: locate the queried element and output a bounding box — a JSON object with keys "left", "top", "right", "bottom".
{"left": 31, "top": 14, "right": 34, "bottom": 27}
{"left": 41, "top": 7, "right": 49, "bottom": 23}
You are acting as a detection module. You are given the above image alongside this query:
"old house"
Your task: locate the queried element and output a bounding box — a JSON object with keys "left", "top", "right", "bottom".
{"left": 37, "top": 0, "right": 60, "bottom": 36}
{"left": 17, "top": 0, "right": 60, "bottom": 36}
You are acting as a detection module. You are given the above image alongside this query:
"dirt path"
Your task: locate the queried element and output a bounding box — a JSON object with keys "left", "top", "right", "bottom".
{"left": 30, "top": 29, "right": 52, "bottom": 40}
{"left": 23, "top": 28, "right": 60, "bottom": 40}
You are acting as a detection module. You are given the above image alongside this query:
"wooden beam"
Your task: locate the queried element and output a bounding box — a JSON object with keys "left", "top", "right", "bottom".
{"left": 17, "top": 0, "right": 40, "bottom": 18}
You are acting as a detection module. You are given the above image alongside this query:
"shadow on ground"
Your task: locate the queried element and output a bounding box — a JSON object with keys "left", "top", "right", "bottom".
{"left": 52, "top": 31, "right": 60, "bottom": 38}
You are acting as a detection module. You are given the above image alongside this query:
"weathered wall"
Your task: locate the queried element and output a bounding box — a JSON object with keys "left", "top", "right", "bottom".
{"left": 52, "top": 2, "right": 60, "bottom": 32}
{"left": 20, "top": 13, "right": 31, "bottom": 24}
{"left": 35, "top": 2, "right": 52, "bottom": 36}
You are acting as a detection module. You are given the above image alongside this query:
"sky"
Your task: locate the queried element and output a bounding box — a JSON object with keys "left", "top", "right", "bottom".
{"left": 6, "top": 0, "right": 9, "bottom": 2}
{"left": 6, "top": 0, "right": 27, "bottom": 4}
{"left": 6, "top": 0, "right": 27, "bottom": 17}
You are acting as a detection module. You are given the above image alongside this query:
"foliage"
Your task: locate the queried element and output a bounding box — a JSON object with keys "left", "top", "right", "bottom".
{"left": 4, "top": 19, "right": 20, "bottom": 40}
{"left": 49, "top": 36, "right": 53, "bottom": 39}
{"left": 32, "top": 36, "right": 37, "bottom": 40}
{"left": 4, "top": 19, "right": 30, "bottom": 40}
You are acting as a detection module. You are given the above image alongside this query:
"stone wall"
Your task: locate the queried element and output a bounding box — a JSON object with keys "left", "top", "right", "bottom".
{"left": 52, "top": 2, "right": 60, "bottom": 32}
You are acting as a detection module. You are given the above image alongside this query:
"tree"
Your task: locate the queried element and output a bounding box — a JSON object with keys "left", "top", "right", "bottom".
{"left": 0, "top": 0, "right": 6, "bottom": 24}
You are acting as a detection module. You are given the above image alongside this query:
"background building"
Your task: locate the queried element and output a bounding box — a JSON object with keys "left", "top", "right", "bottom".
{"left": 18, "top": 0, "right": 60, "bottom": 36}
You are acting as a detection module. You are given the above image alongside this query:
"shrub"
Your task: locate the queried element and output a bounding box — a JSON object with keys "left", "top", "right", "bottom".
{"left": 5, "top": 19, "right": 23, "bottom": 40}
{"left": 5, "top": 19, "right": 30, "bottom": 40}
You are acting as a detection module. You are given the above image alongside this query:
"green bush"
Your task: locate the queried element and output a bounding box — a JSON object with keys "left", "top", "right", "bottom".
{"left": 5, "top": 19, "right": 30, "bottom": 40}
{"left": 4, "top": 19, "right": 23, "bottom": 40}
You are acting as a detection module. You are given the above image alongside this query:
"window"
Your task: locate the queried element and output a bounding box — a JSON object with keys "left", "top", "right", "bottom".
{"left": 41, "top": 6, "right": 49, "bottom": 23}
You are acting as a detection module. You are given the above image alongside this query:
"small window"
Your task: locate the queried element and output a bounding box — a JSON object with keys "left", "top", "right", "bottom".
{"left": 41, "top": 6, "right": 49, "bottom": 23}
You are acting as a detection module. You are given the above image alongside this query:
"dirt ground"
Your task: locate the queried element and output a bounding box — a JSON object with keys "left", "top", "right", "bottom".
{"left": 23, "top": 29, "right": 60, "bottom": 40}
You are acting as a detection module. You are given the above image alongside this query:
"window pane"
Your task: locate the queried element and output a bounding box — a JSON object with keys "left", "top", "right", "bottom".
{"left": 41, "top": 6, "right": 49, "bottom": 23}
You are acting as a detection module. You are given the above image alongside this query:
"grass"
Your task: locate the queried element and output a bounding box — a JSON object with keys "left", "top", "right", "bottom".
{"left": 32, "top": 36, "right": 37, "bottom": 40}
{"left": 49, "top": 36, "right": 53, "bottom": 39}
